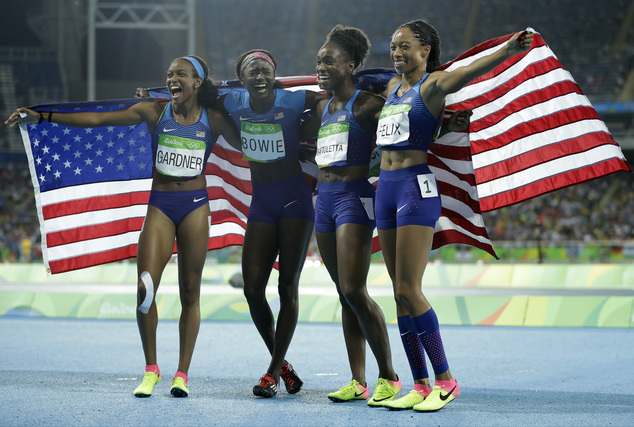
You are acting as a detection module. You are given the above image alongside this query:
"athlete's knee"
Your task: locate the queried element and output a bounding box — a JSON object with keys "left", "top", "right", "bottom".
{"left": 179, "top": 285, "right": 200, "bottom": 308}
{"left": 393, "top": 284, "right": 418, "bottom": 310}
{"left": 243, "top": 284, "right": 266, "bottom": 304}
{"left": 138, "top": 271, "right": 155, "bottom": 314}
{"left": 340, "top": 284, "right": 369, "bottom": 309}
{"left": 277, "top": 282, "right": 299, "bottom": 304}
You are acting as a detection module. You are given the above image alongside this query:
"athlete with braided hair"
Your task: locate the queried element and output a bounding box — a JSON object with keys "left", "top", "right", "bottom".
{"left": 374, "top": 20, "right": 533, "bottom": 412}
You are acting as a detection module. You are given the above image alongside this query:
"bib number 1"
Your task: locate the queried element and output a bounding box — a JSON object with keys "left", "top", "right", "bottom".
{"left": 416, "top": 173, "right": 438, "bottom": 198}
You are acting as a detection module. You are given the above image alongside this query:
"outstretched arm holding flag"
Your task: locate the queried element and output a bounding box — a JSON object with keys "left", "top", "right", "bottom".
{"left": 373, "top": 20, "right": 533, "bottom": 412}
{"left": 5, "top": 55, "right": 240, "bottom": 399}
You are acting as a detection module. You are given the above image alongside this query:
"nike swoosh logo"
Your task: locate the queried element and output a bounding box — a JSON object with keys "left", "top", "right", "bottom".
{"left": 440, "top": 386, "right": 456, "bottom": 401}
{"left": 400, "top": 331, "right": 410, "bottom": 336}
{"left": 372, "top": 395, "right": 394, "bottom": 402}
{"left": 163, "top": 128, "right": 176, "bottom": 132}
{"left": 397, "top": 204, "right": 407, "bottom": 213}
{"left": 354, "top": 391, "right": 366, "bottom": 397}
{"left": 284, "top": 200, "right": 298, "bottom": 208}
{"left": 193, "top": 197, "right": 206, "bottom": 203}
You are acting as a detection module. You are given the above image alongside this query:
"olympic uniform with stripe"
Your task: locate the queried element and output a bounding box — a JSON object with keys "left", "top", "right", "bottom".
{"left": 315, "top": 90, "right": 376, "bottom": 233}
{"left": 148, "top": 102, "right": 213, "bottom": 226}
{"left": 375, "top": 74, "right": 442, "bottom": 230}
{"left": 224, "top": 89, "right": 314, "bottom": 224}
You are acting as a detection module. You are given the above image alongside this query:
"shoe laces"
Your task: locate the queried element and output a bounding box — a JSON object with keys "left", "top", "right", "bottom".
{"left": 280, "top": 365, "right": 296, "bottom": 387}
{"left": 343, "top": 380, "right": 362, "bottom": 391}
{"left": 259, "top": 373, "right": 276, "bottom": 387}
{"left": 372, "top": 378, "right": 395, "bottom": 399}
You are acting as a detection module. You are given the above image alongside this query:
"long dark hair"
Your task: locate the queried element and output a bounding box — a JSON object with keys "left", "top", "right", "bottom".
{"left": 397, "top": 20, "right": 441, "bottom": 72}
{"left": 324, "top": 24, "right": 371, "bottom": 70}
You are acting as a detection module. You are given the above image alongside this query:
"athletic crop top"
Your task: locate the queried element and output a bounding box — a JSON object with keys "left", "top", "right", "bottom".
{"left": 316, "top": 90, "right": 373, "bottom": 168}
{"left": 151, "top": 102, "right": 214, "bottom": 178}
{"left": 223, "top": 89, "right": 306, "bottom": 163}
{"left": 376, "top": 73, "right": 438, "bottom": 152}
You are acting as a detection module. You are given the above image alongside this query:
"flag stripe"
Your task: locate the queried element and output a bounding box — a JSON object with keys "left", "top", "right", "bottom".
{"left": 42, "top": 191, "right": 150, "bottom": 220}
{"left": 46, "top": 218, "right": 145, "bottom": 248}
{"left": 479, "top": 157, "right": 630, "bottom": 211}
{"left": 475, "top": 131, "right": 619, "bottom": 184}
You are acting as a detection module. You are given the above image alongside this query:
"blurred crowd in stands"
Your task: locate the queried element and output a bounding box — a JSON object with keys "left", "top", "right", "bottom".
{"left": 0, "top": 161, "right": 40, "bottom": 262}
{"left": 483, "top": 173, "right": 634, "bottom": 242}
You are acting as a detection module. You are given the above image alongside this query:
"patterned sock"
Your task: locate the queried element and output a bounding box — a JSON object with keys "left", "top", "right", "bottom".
{"left": 412, "top": 308, "right": 450, "bottom": 375}
{"left": 398, "top": 315, "right": 429, "bottom": 381}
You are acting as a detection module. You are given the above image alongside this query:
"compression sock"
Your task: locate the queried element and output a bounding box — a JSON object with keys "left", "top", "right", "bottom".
{"left": 398, "top": 315, "right": 429, "bottom": 381}
{"left": 412, "top": 308, "right": 450, "bottom": 375}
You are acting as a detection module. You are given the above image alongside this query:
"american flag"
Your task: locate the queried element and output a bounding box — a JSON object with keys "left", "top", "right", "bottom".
{"left": 440, "top": 31, "right": 631, "bottom": 212}
{"left": 20, "top": 31, "right": 630, "bottom": 273}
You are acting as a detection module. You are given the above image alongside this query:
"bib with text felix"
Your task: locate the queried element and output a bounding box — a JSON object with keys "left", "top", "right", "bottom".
{"left": 376, "top": 103, "right": 411, "bottom": 147}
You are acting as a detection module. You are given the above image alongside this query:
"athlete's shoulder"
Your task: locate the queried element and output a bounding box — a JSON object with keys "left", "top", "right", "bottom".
{"left": 277, "top": 88, "right": 306, "bottom": 109}
{"left": 354, "top": 91, "right": 386, "bottom": 118}
{"left": 223, "top": 89, "right": 249, "bottom": 111}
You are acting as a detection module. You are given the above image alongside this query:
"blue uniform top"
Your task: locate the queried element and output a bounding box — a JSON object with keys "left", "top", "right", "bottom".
{"left": 151, "top": 102, "right": 214, "bottom": 178}
{"left": 376, "top": 73, "right": 438, "bottom": 152}
{"left": 316, "top": 90, "right": 373, "bottom": 168}
{"left": 223, "top": 89, "right": 307, "bottom": 163}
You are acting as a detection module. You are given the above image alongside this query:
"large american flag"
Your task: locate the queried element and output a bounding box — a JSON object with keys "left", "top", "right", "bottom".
{"left": 20, "top": 31, "right": 630, "bottom": 274}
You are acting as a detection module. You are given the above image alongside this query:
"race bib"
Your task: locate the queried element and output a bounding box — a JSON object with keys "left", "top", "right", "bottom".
{"left": 316, "top": 122, "right": 349, "bottom": 168}
{"left": 417, "top": 173, "right": 439, "bottom": 198}
{"left": 367, "top": 146, "right": 382, "bottom": 178}
{"left": 155, "top": 135, "right": 206, "bottom": 177}
{"left": 376, "top": 104, "right": 411, "bottom": 147}
{"left": 359, "top": 197, "right": 375, "bottom": 220}
{"left": 241, "top": 121, "right": 285, "bottom": 162}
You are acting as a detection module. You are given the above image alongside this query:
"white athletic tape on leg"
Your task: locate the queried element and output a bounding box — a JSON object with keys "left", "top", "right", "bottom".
{"left": 138, "top": 271, "right": 154, "bottom": 314}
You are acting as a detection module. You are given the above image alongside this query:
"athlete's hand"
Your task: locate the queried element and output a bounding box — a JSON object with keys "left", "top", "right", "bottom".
{"left": 506, "top": 29, "right": 534, "bottom": 55}
{"left": 447, "top": 109, "right": 472, "bottom": 132}
{"left": 135, "top": 87, "right": 150, "bottom": 98}
{"left": 4, "top": 108, "right": 39, "bottom": 127}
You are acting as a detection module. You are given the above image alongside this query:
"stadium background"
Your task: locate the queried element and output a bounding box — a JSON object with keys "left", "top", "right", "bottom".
{"left": 0, "top": 0, "right": 633, "bottom": 297}
{"left": 1, "top": 3, "right": 633, "bottom": 426}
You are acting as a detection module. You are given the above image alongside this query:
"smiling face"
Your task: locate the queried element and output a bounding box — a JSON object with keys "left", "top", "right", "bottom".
{"left": 239, "top": 58, "right": 276, "bottom": 102}
{"left": 316, "top": 41, "right": 355, "bottom": 92}
{"left": 166, "top": 59, "right": 202, "bottom": 103}
{"left": 390, "top": 27, "right": 430, "bottom": 75}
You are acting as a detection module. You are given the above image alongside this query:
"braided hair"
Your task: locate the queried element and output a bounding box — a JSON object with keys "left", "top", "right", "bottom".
{"left": 324, "top": 24, "right": 371, "bottom": 70}
{"left": 397, "top": 20, "right": 441, "bottom": 73}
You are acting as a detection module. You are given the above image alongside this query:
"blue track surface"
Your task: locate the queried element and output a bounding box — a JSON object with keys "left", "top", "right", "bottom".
{"left": 0, "top": 317, "right": 632, "bottom": 426}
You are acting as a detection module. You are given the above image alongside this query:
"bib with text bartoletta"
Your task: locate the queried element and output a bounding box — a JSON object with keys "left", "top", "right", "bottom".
{"left": 241, "top": 121, "right": 285, "bottom": 162}
{"left": 376, "top": 104, "right": 411, "bottom": 147}
{"left": 316, "top": 122, "right": 349, "bottom": 168}
{"left": 156, "top": 135, "right": 206, "bottom": 177}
